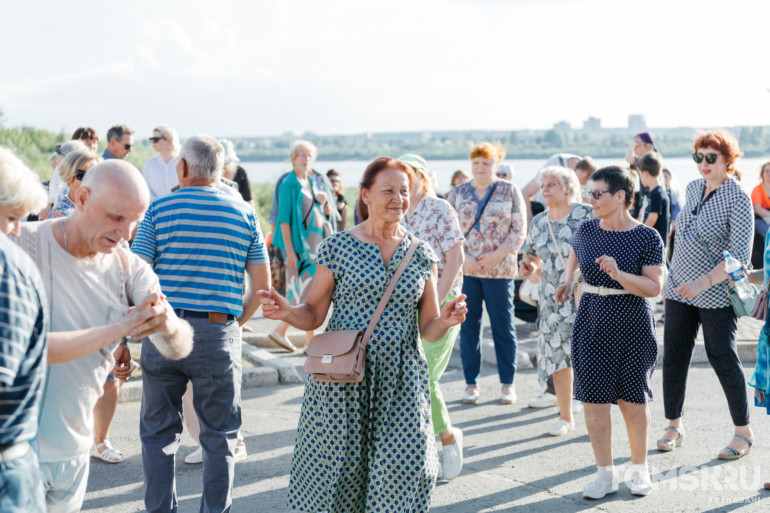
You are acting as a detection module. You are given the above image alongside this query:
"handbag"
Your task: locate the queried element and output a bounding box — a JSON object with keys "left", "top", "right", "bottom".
{"left": 545, "top": 213, "right": 583, "bottom": 309}
{"left": 519, "top": 278, "right": 539, "bottom": 307}
{"left": 694, "top": 185, "right": 758, "bottom": 318}
{"left": 750, "top": 282, "right": 768, "bottom": 321}
{"left": 304, "top": 236, "right": 419, "bottom": 383}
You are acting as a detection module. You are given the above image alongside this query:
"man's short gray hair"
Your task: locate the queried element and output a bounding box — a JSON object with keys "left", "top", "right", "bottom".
{"left": 180, "top": 135, "right": 224, "bottom": 183}
{"left": 0, "top": 146, "right": 48, "bottom": 213}
{"left": 106, "top": 124, "right": 133, "bottom": 143}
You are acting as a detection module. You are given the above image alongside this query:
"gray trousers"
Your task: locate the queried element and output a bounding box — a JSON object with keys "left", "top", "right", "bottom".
{"left": 140, "top": 314, "right": 241, "bottom": 513}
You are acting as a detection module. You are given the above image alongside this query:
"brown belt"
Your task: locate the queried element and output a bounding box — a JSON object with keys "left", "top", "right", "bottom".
{"left": 174, "top": 309, "right": 234, "bottom": 323}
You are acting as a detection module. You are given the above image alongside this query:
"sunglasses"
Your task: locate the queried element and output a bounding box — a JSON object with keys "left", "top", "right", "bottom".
{"left": 124, "top": 143, "right": 133, "bottom": 150}
{"left": 149, "top": 137, "right": 166, "bottom": 143}
{"left": 496, "top": 172, "right": 509, "bottom": 178}
{"left": 583, "top": 189, "right": 610, "bottom": 200}
{"left": 692, "top": 151, "right": 719, "bottom": 165}
{"left": 55, "top": 144, "right": 65, "bottom": 156}
{"left": 75, "top": 169, "right": 87, "bottom": 181}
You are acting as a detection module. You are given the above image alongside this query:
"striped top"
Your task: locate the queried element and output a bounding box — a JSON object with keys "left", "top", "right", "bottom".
{"left": 131, "top": 186, "right": 269, "bottom": 316}
{"left": 0, "top": 232, "right": 48, "bottom": 446}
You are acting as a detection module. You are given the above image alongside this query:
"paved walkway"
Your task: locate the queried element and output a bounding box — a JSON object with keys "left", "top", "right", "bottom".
{"left": 86, "top": 351, "right": 770, "bottom": 512}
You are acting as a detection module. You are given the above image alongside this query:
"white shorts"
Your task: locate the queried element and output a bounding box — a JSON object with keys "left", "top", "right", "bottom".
{"left": 39, "top": 453, "right": 90, "bottom": 513}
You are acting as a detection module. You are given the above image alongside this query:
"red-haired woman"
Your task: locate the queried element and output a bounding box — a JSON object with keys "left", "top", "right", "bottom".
{"left": 258, "top": 157, "right": 467, "bottom": 513}
{"left": 658, "top": 130, "right": 755, "bottom": 459}
{"left": 447, "top": 142, "right": 526, "bottom": 404}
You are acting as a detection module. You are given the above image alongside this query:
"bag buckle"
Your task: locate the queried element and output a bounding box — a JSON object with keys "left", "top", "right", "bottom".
{"left": 321, "top": 355, "right": 333, "bottom": 364}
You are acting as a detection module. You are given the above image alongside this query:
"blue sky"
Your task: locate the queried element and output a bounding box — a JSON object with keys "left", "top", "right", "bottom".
{"left": 2, "top": 0, "right": 769, "bottom": 139}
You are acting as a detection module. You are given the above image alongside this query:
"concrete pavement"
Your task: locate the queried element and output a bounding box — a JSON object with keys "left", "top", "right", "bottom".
{"left": 86, "top": 347, "right": 770, "bottom": 512}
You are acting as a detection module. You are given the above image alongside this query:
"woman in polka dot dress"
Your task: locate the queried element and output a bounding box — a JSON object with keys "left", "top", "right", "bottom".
{"left": 258, "top": 157, "right": 468, "bottom": 513}
{"left": 556, "top": 166, "right": 664, "bottom": 499}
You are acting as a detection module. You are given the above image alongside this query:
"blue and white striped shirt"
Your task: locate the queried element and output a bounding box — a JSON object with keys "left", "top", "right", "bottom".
{"left": 0, "top": 232, "right": 48, "bottom": 446}
{"left": 131, "top": 186, "right": 269, "bottom": 317}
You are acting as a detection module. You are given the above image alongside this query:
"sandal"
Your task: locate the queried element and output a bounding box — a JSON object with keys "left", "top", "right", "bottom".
{"left": 657, "top": 425, "right": 685, "bottom": 452}
{"left": 91, "top": 440, "right": 123, "bottom": 464}
{"left": 717, "top": 433, "right": 753, "bottom": 460}
{"left": 268, "top": 331, "right": 296, "bottom": 352}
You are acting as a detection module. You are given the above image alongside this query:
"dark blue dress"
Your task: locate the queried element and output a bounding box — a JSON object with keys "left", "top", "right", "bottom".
{"left": 571, "top": 219, "right": 664, "bottom": 404}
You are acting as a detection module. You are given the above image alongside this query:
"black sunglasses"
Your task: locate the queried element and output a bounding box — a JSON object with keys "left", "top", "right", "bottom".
{"left": 149, "top": 137, "right": 166, "bottom": 143}
{"left": 692, "top": 151, "right": 718, "bottom": 165}
{"left": 55, "top": 144, "right": 65, "bottom": 156}
{"left": 584, "top": 189, "right": 610, "bottom": 200}
{"left": 75, "top": 169, "right": 87, "bottom": 181}
{"left": 124, "top": 143, "right": 133, "bottom": 150}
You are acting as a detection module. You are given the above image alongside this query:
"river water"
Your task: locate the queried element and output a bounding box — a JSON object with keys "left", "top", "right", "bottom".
{"left": 241, "top": 156, "right": 769, "bottom": 195}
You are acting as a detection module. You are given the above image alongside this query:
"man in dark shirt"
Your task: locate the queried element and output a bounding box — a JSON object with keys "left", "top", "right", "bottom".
{"left": 638, "top": 152, "right": 670, "bottom": 245}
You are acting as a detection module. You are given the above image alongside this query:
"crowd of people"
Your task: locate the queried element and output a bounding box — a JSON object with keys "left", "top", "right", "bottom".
{"left": 1, "top": 123, "right": 769, "bottom": 512}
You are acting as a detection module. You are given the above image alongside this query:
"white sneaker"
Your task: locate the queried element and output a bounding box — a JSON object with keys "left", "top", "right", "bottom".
{"left": 440, "top": 428, "right": 463, "bottom": 481}
{"left": 528, "top": 393, "right": 558, "bottom": 409}
{"left": 627, "top": 466, "right": 652, "bottom": 496}
{"left": 571, "top": 400, "right": 584, "bottom": 413}
{"left": 462, "top": 386, "right": 480, "bottom": 404}
{"left": 548, "top": 419, "right": 575, "bottom": 437}
{"left": 234, "top": 440, "right": 247, "bottom": 463}
{"left": 583, "top": 473, "right": 619, "bottom": 499}
{"left": 500, "top": 386, "right": 517, "bottom": 405}
{"left": 184, "top": 446, "right": 203, "bottom": 464}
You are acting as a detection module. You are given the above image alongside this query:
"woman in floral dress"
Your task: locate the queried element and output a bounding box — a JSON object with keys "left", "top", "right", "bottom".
{"left": 258, "top": 157, "right": 468, "bottom": 513}
{"left": 521, "top": 166, "right": 592, "bottom": 437}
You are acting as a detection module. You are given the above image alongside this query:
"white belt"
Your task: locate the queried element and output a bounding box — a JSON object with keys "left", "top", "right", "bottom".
{"left": 581, "top": 285, "right": 630, "bottom": 296}
{"left": 0, "top": 441, "right": 31, "bottom": 463}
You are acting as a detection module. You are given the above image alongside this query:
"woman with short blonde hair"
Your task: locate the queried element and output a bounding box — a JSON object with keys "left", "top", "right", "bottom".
{"left": 142, "top": 124, "right": 181, "bottom": 200}
{"left": 49, "top": 148, "right": 101, "bottom": 219}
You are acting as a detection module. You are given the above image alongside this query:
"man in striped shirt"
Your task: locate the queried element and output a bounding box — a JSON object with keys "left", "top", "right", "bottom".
{"left": 132, "top": 134, "right": 270, "bottom": 513}
{"left": 0, "top": 145, "right": 49, "bottom": 512}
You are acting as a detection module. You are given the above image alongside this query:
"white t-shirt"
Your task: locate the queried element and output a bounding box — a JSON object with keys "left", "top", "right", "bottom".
{"left": 142, "top": 154, "right": 180, "bottom": 200}
{"left": 15, "top": 220, "right": 159, "bottom": 461}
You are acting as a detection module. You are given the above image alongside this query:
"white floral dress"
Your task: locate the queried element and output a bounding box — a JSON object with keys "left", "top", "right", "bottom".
{"left": 522, "top": 204, "right": 593, "bottom": 386}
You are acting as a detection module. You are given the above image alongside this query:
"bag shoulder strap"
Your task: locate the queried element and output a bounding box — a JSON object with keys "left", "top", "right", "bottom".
{"left": 464, "top": 182, "right": 498, "bottom": 239}
{"left": 545, "top": 214, "right": 568, "bottom": 270}
{"left": 694, "top": 184, "right": 730, "bottom": 297}
{"left": 361, "top": 236, "right": 419, "bottom": 346}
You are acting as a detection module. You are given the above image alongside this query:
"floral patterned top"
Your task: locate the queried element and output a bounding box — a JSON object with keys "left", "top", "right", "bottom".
{"left": 446, "top": 179, "right": 526, "bottom": 279}
{"left": 49, "top": 195, "right": 76, "bottom": 219}
{"left": 401, "top": 195, "right": 465, "bottom": 297}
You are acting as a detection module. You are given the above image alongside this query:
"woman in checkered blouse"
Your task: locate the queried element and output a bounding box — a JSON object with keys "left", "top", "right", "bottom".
{"left": 658, "top": 130, "right": 755, "bottom": 460}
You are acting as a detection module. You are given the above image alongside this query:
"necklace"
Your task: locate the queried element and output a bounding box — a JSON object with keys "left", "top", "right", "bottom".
{"left": 59, "top": 219, "right": 68, "bottom": 250}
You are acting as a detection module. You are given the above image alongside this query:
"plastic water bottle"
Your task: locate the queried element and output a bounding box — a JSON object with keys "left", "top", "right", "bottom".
{"left": 723, "top": 251, "right": 753, "bottom": 300}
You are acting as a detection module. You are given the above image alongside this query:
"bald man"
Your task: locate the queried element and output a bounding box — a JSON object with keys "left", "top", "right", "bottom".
{"left": 13, "top": 160, "right": 193, "bottom": 513}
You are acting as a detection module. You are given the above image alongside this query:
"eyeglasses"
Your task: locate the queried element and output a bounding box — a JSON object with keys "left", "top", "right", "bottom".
{"left": 149, "top": 137, "right": 166, "bottom": 143}
{"left": 692, "top": 151, "right": 719, "bottom": 164}
{"left": 75, "top": 169, "right": 87, "bottom": 181}
{"left": 583, "top": 189, "right": 610, "bottom": 200}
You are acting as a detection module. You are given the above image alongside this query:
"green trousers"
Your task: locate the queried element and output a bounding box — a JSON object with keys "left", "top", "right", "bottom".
{"left": 421, "top": 295, "right": 461, "bottom": 435}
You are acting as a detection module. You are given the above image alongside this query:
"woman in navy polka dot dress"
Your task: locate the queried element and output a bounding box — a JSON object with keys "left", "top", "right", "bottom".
{"left": 556, "top": 166, "right": 664, "bottom": 499}
{"left": 258, "top": 157, "right": 468, "bottom": 513}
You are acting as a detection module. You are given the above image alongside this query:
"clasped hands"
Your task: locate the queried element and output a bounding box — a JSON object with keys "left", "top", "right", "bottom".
{"left": 113, "top": 292, "right": 173, "bottom": 382}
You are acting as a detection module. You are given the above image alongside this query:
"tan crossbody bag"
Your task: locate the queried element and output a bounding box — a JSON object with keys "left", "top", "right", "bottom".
{"left": 304, "top": 236, "right": 418, "bottom": 383}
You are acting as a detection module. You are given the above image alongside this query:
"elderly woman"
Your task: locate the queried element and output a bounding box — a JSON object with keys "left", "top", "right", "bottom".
{"left": 520, "top": 166, "right": 592, "bottom": 436}
{"left": 556, "top": 166, "right": 664, "bottom": 498}
{"left": 658, "top": 130, "right": 755, "bottom": 460}
{"left": 269, "top": 140, "right": 334, "bottom": 351}
{"left": 141, "top": 124, "right": 181, "bottom": 200}
{"left": 49, "top": 147, "right": 101, "bottom": 219}
{"left": 0, "top": 146, "right": 48, "bottom": 235}
{"left": 447, "top": 142, "right": 526, "bottom": 404}
{"left": 399, "top": 153, "right": 466, "bottom": 480}
{"left": 751, "top": 161, "right": 770, "bottom": 237}
{"left": 258, "top": 156, "right": 467, "bottom": 513}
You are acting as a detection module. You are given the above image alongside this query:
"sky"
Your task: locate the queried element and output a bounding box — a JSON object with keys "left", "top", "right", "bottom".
{"left": 2, "top": 0, "right": 770, "bottom": 139}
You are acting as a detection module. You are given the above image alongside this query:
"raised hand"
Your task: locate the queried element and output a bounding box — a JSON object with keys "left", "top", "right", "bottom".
{"left": 257, "top": 288, "right": 292, "bottom": 320}
{"left": 440, "top": 294, "right": 468, "bottom": 327}
{"left": 595, "top": 255, "right": 621, "bottom": 282}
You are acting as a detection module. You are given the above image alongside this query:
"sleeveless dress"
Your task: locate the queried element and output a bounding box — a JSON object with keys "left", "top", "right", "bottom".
{"left": 287, "top": 231, "right": 439, "bottom": 513}
{"left": 571, "top": 219, "right": 664, "bottom": 404}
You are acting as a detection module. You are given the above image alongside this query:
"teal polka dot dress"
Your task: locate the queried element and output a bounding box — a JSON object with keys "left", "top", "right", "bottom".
{"left": 287, "top": 231, "right": 439, "bottom": 513}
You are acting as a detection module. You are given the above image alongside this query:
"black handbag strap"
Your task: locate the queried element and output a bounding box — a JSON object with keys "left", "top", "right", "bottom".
{"left": 464, "top": 182, "right": 498, "bottom": 239}
{"left": 361, "top": 236, "right": 419, "bottom": 347}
